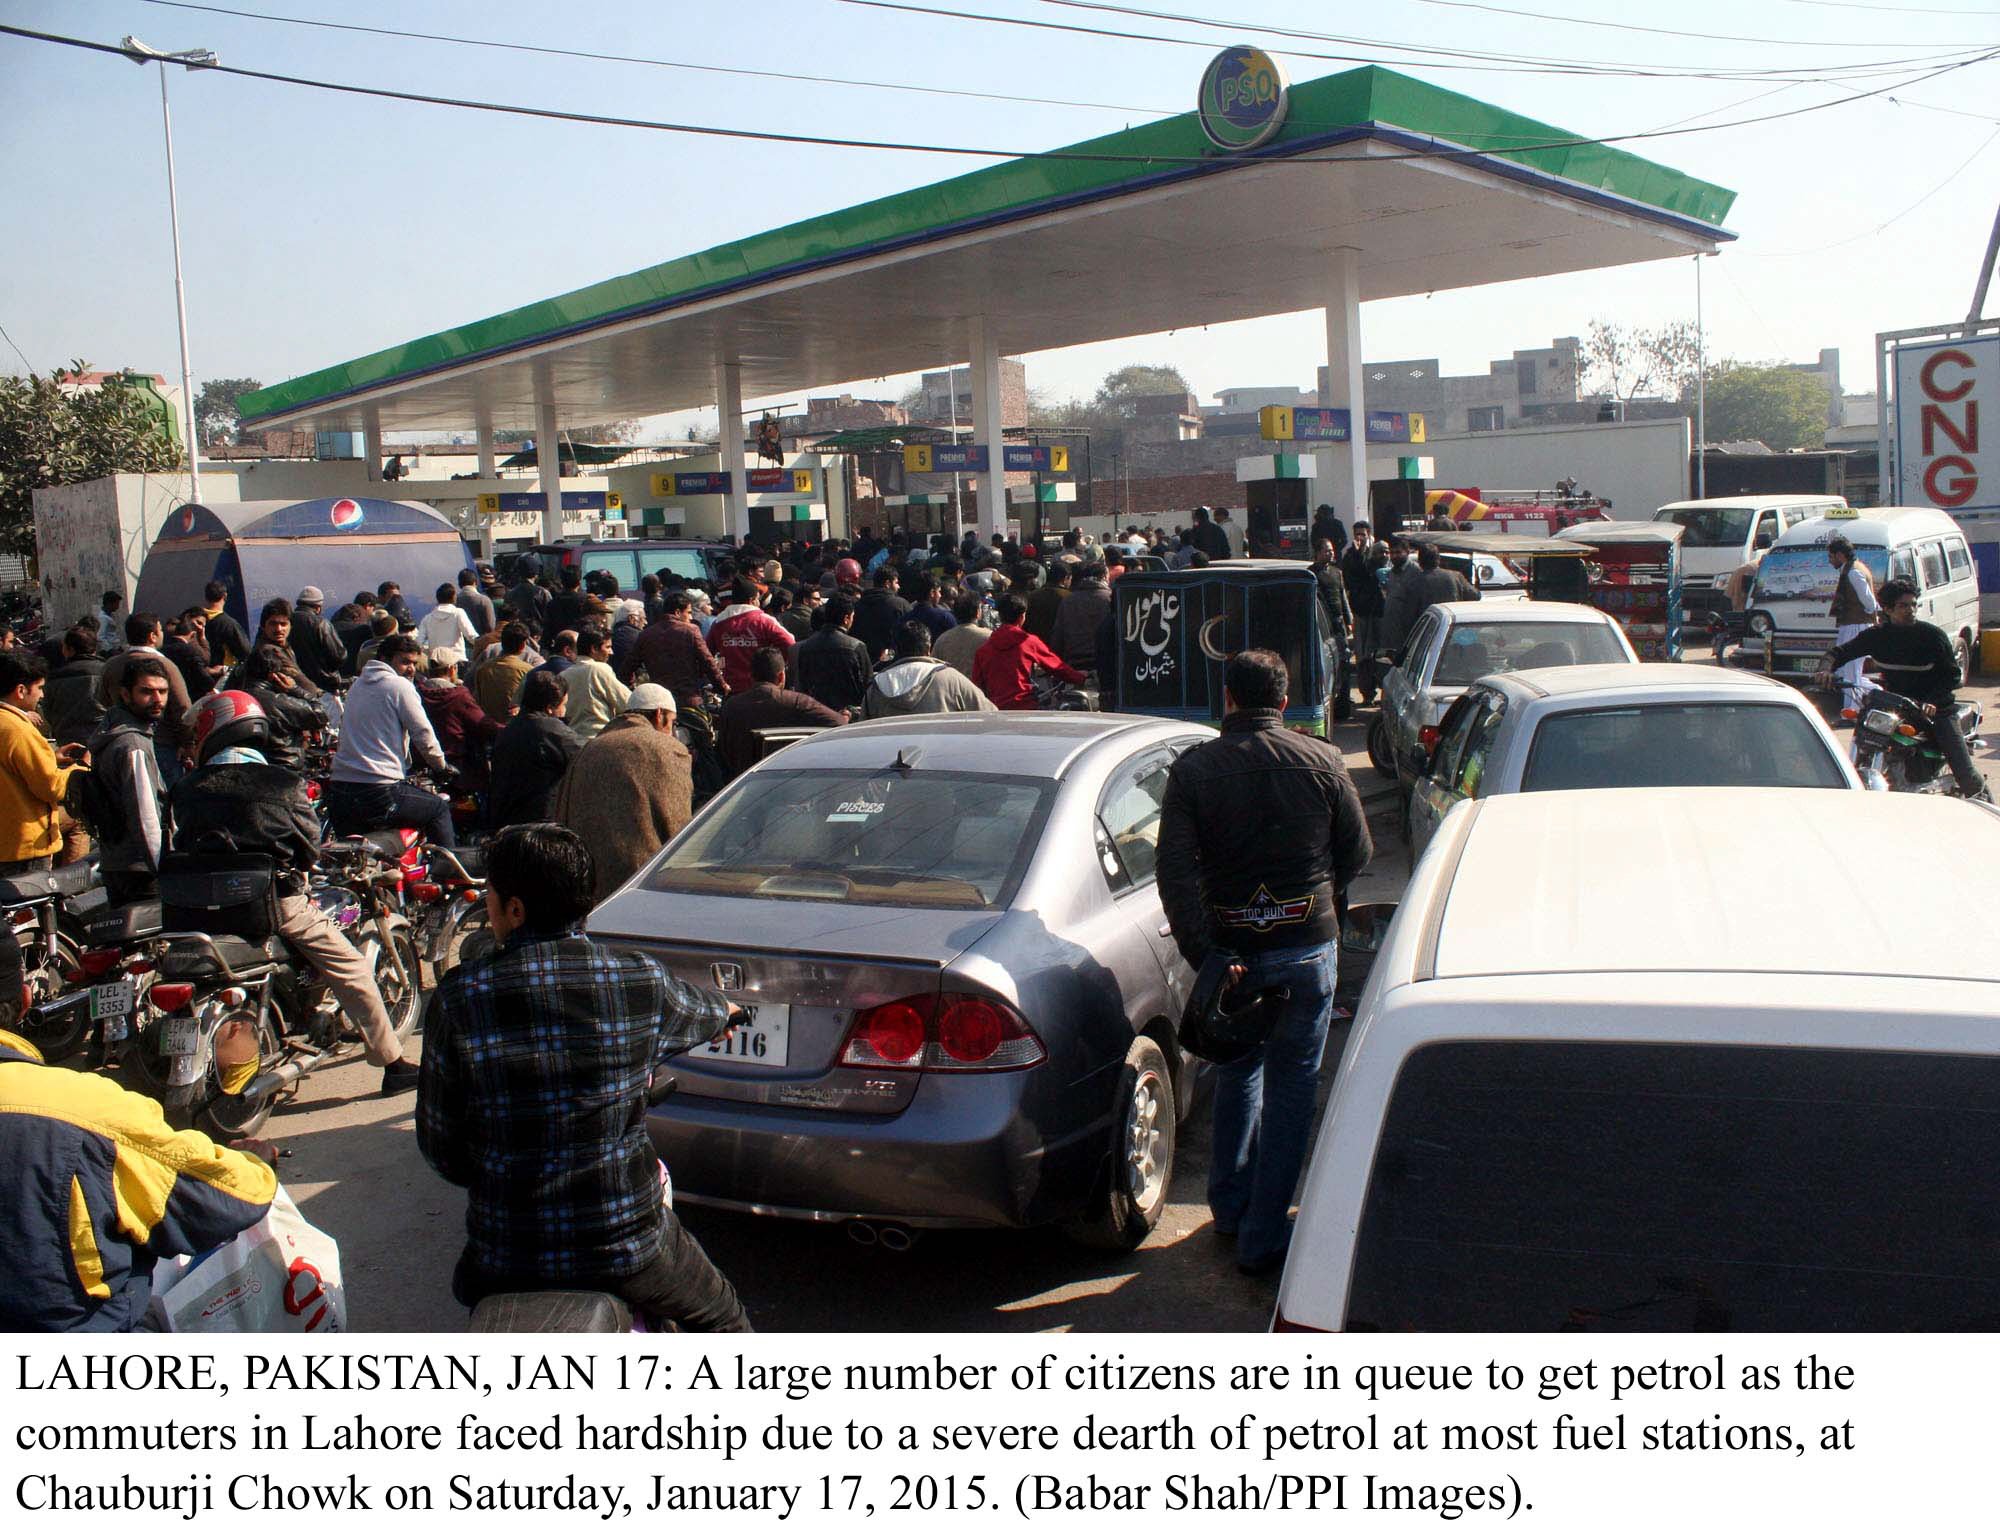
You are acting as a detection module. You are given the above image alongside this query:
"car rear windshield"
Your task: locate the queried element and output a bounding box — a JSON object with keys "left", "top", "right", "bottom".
{"left": 1432, "top": 621, "right": 1627, "bottom": 686}
{"left": 646, "top": 769, "right": 1051, "bottom": 910}
{"left": 1346, "top": 1041, "right": 2000, "bottom": 1331}
{"left": 1751, "top": 544, "right": 1889, "bottom": 604}
{"left": 1520, "top": 702, "right": 1848, "bottom": 790}
{"left": 1654, "top": 506, "right": 1753, "bottom": 547}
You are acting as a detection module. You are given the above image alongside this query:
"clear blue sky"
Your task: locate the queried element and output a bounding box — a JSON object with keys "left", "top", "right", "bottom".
{"left": 3, "top": 0, "right": 1996, "bottom": 434}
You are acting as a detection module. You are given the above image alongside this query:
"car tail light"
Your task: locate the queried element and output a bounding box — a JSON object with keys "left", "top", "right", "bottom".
{"left": 1419, "top": 725, "right": 1440, "bottom": 752}
{"left": 408, "top": 881, "right": 442, "bottom": 903}
{"left": 80, "top": 948, "right": 124, "bottom": 979}
{"left": 838, "top": 993, "right": 1046, "bottom": 1072}
{"left": 150, "top": 983, "right": 196, "bottom": 1013}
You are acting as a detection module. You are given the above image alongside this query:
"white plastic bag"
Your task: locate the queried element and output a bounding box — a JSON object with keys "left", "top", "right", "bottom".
{"left": 157, "top": 1186, "right": 347, "bottom": 1333}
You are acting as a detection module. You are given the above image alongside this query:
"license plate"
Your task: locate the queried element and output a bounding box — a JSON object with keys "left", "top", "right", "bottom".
{"left": 89, "top": 980, "right": 133, "bottom": 1020}
{"left": 159, "top": 1017, "right": 199, "bottom": 1057}
{"left": 701, "top": 1003, "right": 790, "bottom": 1068}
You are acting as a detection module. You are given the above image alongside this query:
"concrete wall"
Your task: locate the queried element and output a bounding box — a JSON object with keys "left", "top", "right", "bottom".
{"left": 31, "top": 469, "right": 245, "bottom": 627}
{"left": 1419, "top": 416, "right": 1691, "bottom": 519}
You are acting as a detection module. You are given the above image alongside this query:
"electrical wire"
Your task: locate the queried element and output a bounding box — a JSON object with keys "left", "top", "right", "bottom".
{"left": 1775, "top": 0, "right": 1998, "bottom": 14}
{"left": 1391, "top": 0, "right": 1989, "bottom": 48}
{"left": 137, "top": 0, "right": 1176, "bottom": 117}
{"left": 848, "top": 0, "right": 1993, "bottom": 84}
{"left": 1754, "top": 123, "right": 2000, "bottom": 256}
{"left": 4, "top": 19, "right": 1994, "bottom": 173}
{"left": 0, "top": 323, "right": 37, "bottom": 376}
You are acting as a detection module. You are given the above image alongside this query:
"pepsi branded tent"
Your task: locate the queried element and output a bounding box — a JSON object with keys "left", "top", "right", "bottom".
{"left": 134, "top": 497, "right": 475, "bottom": 633}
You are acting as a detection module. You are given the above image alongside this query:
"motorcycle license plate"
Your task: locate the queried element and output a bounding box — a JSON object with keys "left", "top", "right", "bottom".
{"left": 89, "top": 980, "right": 134, "bottom": 1021}
{"left": 159, "top": 1017, "right": 199, "bottom": 1057}
{"left": 701, "top": 1003, "right": 790, "bottom": 1068}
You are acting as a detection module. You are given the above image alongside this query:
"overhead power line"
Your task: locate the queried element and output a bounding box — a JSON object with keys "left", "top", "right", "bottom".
{"left": 847, "top": 0, "right": 1993, "bottom": 83}
{"left": 3, "top": 20, "right": 1994, "bottom": 173}
{"left": 1389, "top": 0, "right": 1990, "bottom": 47}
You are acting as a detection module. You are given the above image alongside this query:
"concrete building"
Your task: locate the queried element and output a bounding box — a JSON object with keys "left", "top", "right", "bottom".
{"left": 1781, "top": 347, "right": 1843, "bottom": 429}
{"left": 1316, "top": 336, "right": 1584, "bottom": 435}
{"left": 1205, "top": 384, "right": 1314, "bottom": 417}
{"left": 917, "top": 360, "right": 1027, "bottom": 427}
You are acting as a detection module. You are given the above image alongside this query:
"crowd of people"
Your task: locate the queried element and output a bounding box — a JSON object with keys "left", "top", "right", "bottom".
{"left": 0, "top": 501, "right": 1404, "bottom": 1333}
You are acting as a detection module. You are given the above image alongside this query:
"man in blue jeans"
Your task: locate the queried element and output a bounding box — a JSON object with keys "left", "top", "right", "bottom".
{"left": 1157, "top": 649, "right": 1373, "bottom": 1275}
{"left": 325, "top": 633, "right": 456, "bottom": 847}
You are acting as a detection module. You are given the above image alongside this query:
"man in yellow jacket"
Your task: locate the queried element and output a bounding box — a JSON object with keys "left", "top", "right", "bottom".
{"left": 0, "top": 650, "right": 87, "bottom": 875}
{"left": 0, "top": 920, "right": 278, "bottom": 1330}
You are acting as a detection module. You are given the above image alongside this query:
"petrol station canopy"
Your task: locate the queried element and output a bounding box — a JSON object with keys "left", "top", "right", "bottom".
{"left": 238, "top": 64, "right": 1734, "bottom": 435}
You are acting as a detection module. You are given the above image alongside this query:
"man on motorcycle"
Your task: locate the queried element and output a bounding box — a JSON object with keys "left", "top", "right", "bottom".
{"left": 417, "top": 821, "right": 750, "bottom": 1331}
{"left": 172, "top": 690, "right": 419, "bottom": 1093}
{"left": 325, "top": 634, "right": 456, "bottom": 849}
{"left": 1814, "top": 577, "right": 1987, "bottom": 800}
{"left": 972, "top": 594, "right": 1086, "bottom": 710}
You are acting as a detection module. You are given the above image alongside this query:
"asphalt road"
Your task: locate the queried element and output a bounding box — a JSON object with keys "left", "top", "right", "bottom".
{"left": 274, "top": 710, "right": 1412, "bottom": 1336}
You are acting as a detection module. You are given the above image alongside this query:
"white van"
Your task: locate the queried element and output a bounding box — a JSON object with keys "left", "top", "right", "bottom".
{"left": 1741, "top": 506, "right": 1981, "bottom": 683}
{"left": 1274, "top": 786, "right": 2000, "bottom": 1333}
{"left": 1652, "top": 494, "right": 1847, "bottom": 617}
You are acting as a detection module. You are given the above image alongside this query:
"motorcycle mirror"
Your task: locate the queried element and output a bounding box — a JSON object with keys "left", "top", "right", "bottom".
{"left": 213, "top": 1016, "right": 261, "bottom": 1096}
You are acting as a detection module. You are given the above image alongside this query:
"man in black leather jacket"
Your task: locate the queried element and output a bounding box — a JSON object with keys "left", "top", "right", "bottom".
{"left": 170, "top": 690, "right": 416, "bottom": 1094}
{"left": 1157, "top": 649, "right": 1372, "bottom": 1276}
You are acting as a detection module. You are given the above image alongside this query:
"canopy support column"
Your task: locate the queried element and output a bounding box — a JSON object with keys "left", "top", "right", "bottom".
{"left": 362, "top": 409, "right": 382, "bottom": 483}
{"left": 535, "top": 394, "right": 563, "bottom": 543}
{"left": 475, "top": 407, "right": 496, "bottom": 479}
{"left": 968, "top": 316, "right": 1006, "bottom": 542}
{"left": 1317, "top": 248, "right": 1369, "bottom": 526}
{"left": 716, "top": 359, "right": 750, "bottom": 544}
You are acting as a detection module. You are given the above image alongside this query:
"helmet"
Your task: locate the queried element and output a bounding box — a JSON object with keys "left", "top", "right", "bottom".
{"left": 185, "top": 689, "right": 269, "bottom": 766}
{"left": 834, "top": 558, "right": 863, "bottom": 587}
{"left": 1178, "top": 951, "right": 1292, "bottom": 1066}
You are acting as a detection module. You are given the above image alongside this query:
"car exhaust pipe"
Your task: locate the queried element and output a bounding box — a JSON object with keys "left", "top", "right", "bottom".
{"left": 875, "top": 1224, "right": 916, "bottom": 1253}
{"left": 845, "top": 1220, "right": 879, "bottom": 1247}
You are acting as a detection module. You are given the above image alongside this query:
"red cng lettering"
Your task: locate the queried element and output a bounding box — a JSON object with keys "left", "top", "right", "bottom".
{"left": 1918, "top": 347, "right": 1980, "bottom": 508}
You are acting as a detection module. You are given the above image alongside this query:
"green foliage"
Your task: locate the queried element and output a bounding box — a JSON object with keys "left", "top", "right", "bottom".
{"left": 195, "top": 376, "right": 262, "bottom": 446}
{"left": 1700, "top": 363, "right": 1830, "bottom": 451}
{"left": 1037, "top": 363, "right": 1194, "bottom": 434}
{"left": 0, "top": 363, "right": 183, "bottom": 557}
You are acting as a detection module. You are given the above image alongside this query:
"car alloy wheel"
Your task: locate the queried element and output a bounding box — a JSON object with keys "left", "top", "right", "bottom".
{"left": 1125, "top": 1066, "right": 1170, "bottom": 1210}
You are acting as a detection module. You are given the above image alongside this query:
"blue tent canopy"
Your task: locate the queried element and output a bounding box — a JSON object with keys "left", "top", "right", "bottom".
{"left": 135, "top": 497, "right": 475, "bottom": 633}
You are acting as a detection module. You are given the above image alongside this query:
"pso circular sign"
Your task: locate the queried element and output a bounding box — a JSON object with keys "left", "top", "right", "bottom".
{"left": 1198, "top": 46, "right": 1290, "bottom": 152}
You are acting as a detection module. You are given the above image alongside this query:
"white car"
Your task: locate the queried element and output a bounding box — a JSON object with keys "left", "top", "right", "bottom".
{"left": 1276, "top": 786, "right": 2000, "bottom": 1333}
{"left": 1369, "top": 601, "right": 1637, "bottom": 786}
{"left": 1405, "top": 663, "right": 1860, "bottom": 856}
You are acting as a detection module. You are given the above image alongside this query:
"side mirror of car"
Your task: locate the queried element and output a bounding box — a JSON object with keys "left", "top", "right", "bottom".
{"left": 1753, "top": 530, "right": 1775, "bottom": 551}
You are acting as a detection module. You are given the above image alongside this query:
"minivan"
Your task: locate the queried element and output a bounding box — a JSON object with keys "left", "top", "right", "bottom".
{"left": 1741, "top": 507, "right": 1980, "bottom": 683}
{"left": 1652, "top": 495, "right": 1847, "bottom": 619}
{"left": 1275, "top": 786, "right": 2000, "bottom": 1333}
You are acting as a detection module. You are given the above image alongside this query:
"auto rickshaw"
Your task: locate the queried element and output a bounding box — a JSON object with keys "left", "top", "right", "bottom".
{"left": 1399, "top": 528, "right": 1599, "bottom": 602}
{"left": 1554, "top": 520, "right": 1685, "bottom": 661}
{"left": 1105, "top": 560, "right": 1333, "bottom": 733}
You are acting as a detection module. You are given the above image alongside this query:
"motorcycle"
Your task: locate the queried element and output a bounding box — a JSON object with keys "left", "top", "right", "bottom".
{"left": 6, "top": 859, "right": 104, "bottom": 1062}
{"left": 123, "top": 837, "right": 424, "bottom": 1138}
{"left": 407, "top": 841, "right": 492, "bottom": 987}
{"left": 1850, "top": 687, "right": 1988, "bottom": 798}
{"left": 1033, "top": 669, "right": 1096, "bottom": 712}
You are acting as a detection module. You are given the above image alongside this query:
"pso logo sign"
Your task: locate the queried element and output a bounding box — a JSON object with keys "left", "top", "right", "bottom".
{"left": 1198, "top": 46, "right": 1289, "bottom": 152}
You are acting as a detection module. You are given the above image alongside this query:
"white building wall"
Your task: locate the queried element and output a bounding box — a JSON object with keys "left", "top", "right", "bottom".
{"left": 1419, "top": 417, "right": 1691, "bottom": 520}
{"left": 31, "top": 469, "right": 246, "bottom": 627}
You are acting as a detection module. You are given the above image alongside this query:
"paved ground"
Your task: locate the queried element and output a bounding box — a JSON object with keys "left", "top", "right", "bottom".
{"left": 275, "top": 672, "right": 2000, "bottom": 1332}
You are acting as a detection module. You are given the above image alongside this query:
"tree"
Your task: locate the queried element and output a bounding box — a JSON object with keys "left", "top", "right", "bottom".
{"left": 1092, "top": 363, "right": 1192, "bottom": 419}
{"left": 1583, "top": 319, "right": 1702, "bottom": 403}
{"left": 1699, "top": 363, "right": 1830, "bottom": 451}
{"left": 194, "top": 376, "right": 262, "bottom": 446}
{"left": 0, "top": 363, "right": 182, "bottom": 556}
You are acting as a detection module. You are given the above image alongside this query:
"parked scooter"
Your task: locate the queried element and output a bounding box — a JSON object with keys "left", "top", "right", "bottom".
{"left": 122, "top": 837, "right": 423, "bottom": 1137}
{"left": 1850, "top": 687, "right": 1989, "bottom": 797}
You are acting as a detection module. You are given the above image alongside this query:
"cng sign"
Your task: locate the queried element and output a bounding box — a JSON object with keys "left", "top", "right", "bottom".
{"left": 1198, "top": 46, "right": 1289, "bottom": 152}
{"left": 1896, "top": 335, "right": 2000, "bottom": 515}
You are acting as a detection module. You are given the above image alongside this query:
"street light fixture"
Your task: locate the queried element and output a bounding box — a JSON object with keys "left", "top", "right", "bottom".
{"left": 122, "top": 36, "right": 217, "bottom": 506}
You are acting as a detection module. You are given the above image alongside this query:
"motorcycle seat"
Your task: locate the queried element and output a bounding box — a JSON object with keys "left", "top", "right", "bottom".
{"left": 427, "top": 844, "right": 485, "bottom": 882}
{"left": 159, "top": 933, "right": 287, "bottom": 979}
{"left": 0, "top": 872, "right": 60, "bottom": 906}
{"left": 87, "top": 900, "right": 164, "bottom": 945}
{"left": 468, "top": 1291, "right": 633, "bottom": 1333}
{"left": 364, "top": 830, "right": 418, "bottom": 861}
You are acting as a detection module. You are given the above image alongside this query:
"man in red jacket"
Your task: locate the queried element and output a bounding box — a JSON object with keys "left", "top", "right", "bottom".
{"left": 706, "top": 582, "right": 797, "bottom": 695}
{"left": 973, "top": 594, "right": 1086, "bottom": 710}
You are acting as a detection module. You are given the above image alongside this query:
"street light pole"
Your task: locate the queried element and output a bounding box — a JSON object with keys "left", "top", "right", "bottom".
{"left": 1694, "top": 254, "right": 1707, "bottom": 500}
{"left": 123, "top": 37, "right": 216, "bottom": 506}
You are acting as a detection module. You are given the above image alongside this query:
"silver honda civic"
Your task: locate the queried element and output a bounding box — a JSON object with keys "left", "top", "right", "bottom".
{"left": 588, "top": 713, "right": 1212, "bottom": 1250}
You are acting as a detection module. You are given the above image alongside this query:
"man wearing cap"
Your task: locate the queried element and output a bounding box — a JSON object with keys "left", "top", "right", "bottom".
{"left": 289, "top": 587, "right": 349, "bottom": 693}
{"left": 553, "top": 684, "right": 691, "bottom": 901}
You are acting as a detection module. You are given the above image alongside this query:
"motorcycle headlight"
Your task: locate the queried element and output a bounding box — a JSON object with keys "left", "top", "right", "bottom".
{"left": 1860, "top": 708, "right": 1899, "bottom": 737}
{"left": 1747, "top": 611, "right": 1773, "bottom": 637}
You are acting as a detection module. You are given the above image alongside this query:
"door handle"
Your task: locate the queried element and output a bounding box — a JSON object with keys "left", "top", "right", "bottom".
{"left": 1157, "top": 922, "right": 1173, "bottom": 938}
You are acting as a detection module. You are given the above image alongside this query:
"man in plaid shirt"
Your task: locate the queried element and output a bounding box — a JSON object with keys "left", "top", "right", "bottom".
{"left": 417, "top": 822, "right": 750, "bottom": 1330}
